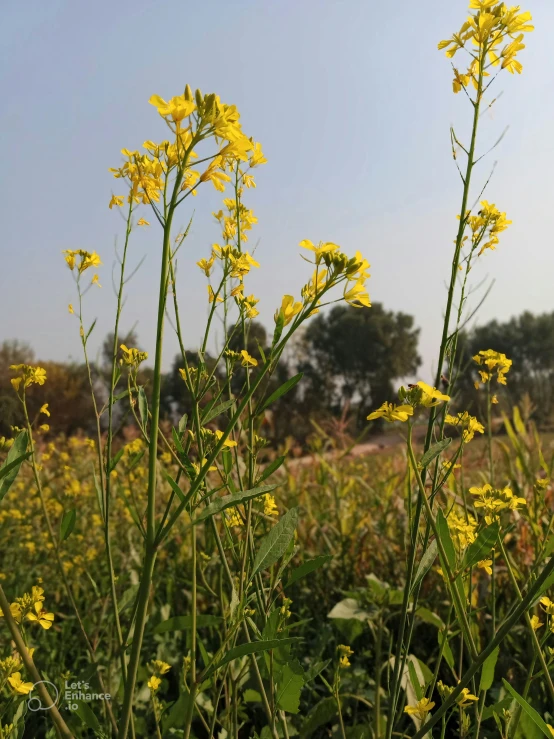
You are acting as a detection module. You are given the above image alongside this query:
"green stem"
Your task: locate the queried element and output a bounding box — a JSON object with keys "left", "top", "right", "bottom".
{"left": 0, "top": 584, "right": 74, "bottom": 739}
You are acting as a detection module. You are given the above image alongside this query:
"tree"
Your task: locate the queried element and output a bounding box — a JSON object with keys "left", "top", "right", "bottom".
{"left": 456, "top": 311, "right": 554, "bottom": 423}
{"left": 299, "top": 304, "right": 421, "bottom": 426}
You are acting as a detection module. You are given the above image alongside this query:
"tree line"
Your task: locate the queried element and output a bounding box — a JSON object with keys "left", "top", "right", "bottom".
{"left": 1, "top": 307, "right": 553, "bottom": 444}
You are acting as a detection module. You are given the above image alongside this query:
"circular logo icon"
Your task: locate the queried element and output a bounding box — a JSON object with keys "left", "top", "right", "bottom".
{"left": 27, "top": 681, "right": 59, "bottom": 711}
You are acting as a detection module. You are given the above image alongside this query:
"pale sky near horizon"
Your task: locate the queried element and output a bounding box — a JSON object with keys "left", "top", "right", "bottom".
{"left": 1, "top": 0, "right": 553, "bottom": 378}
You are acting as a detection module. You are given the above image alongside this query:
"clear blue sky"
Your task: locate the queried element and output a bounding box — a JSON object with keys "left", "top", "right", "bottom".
{"left": 1, "top": 0, "right": 552, "bottom": 376}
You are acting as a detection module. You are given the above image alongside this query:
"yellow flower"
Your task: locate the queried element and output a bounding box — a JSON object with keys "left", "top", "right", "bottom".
{"left": 151, "top": 660, "right": 171, "bottom": 675}
{"left": 109, "top": 195, "right": 125, "bottom": 209}
{"left": 226, "top": 507, "right": 243, "bottom": 527}
{"left": 540, "top": 597, "right": 554, "bottom": 615}
{"left": 149, "top": 94, "right": 196, "bottom": 124}
{"left": 137, "top": 218, "right": 150, "bottom": 226}
{"left": 404, "top": 697, "right": 435, "bottom": 721}
{"left": 275, "top": 295, "right": 303, "bottom": 327}
{"left": 147, "top": 675, "right": 162, "bottom": 692}
{"left": 416, "top": 381, "right": 450, "bottom": 407}
{"left": 263, "top": 494, "right": 279, "bottom": 517}
{"left": 40, "top": 404, "right": 50, "bottom": 417}
{"left": 530, "top": 615, "right": 543, "bottom": 631}
{"left": 10, "top": 365, "right": 47, "bottom": 392}
{"left": 240, "top": 350, "right": 258, "bottom": 368}
{"left": 27, "top": 602, "right": 54, "bottom": 630}
{"left": 91, "top": 274, "right": 102, "bottom": 288}
{"left": 215, "top": 430, "right": 237, "bottom": 449}
{"left": 478, "top": 559, "right": 492, "bottom": 575}
{"left": 7, "top": 672, "right": 34, "bottom": 695}
{"left": 337, "top": 644, "right": 354, "bottom": 668}
{"left": 39, "top": 424, "right": 49, "bottom": 432}
{"left": 62, "top": 249, "right": 102, "bottom": 274}
{"left": 68, "top": 304, "right": 74, "bottom": 314}
{"left": 343, "top": 278, "right": 371, "bottom": 308}
{"left": 445, "top": 412, "right": 484, "bottom": 443}
{"left": 120, "top": 345, "right": 148, "bottom": 368}
{"left": 473, "top": 349, "right": 512, "bottom": 386}
{"left": 197, "top": 256, "right": 215, "bottom": 277}
{"left": 207, "top": 285, "right": 223, "bottom": 304}
{"left": 367, "top": 402, "right": 413, "bottom": 423}
{"left": 299, "top": 239, "right": 340, "bottom": 264}
{"left": 456, "top": 688, "right": 479, "bottom": 707}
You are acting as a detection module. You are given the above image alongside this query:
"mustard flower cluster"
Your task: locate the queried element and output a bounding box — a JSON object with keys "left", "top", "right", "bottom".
{"left": 109, "top": 86, "right": 263, "bottom": 209}
{"left": 439, "top": 1, "right": 534, "bottom": 95}
{"left": 10, "top": 364, "right": 47, "bottom": 393}
{"left": 469, "top": 483, "right": 526, "bottom": 524}
{"left": 473, "top": 348, "right": 512, "bottom": 387}
{"left": 445, "top": 411, "right": 485, "bottom": 443}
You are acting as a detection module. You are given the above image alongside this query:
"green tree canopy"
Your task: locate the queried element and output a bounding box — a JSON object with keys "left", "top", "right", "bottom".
{"left": 299, "top": 303, "right": 421, "bottom": 425}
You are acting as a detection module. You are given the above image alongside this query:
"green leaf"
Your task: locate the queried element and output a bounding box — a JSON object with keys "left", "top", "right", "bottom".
{"left": 438, "top": 629, "right": 455, "bottom": 671}
{"left": 163, "top": 470, "right": 187, "bottom": 505}
{"left": 415, "top": 607, "right": 444, "bottom": 629}
{"left": 251, "top": 507, "right": 299, "bottom": 578}
{"left": 420, "top": 438, "right": 452, "bottom": 468}
{"left": 204, "top": 638, "right": 300, "bottom": 679}
{"left": 138, "top": 386, "right": 148, "bottom": 428}
{"left": 85, "top": 318, "right": 97, "bottom": 342}
{"left": 285, "top": 555, "right": 332, "bottom": 588}
{"left": 300, "top": 696, "right": 341, "bottom": 738}
{"left": 436, "top": 509, "right": 456, "bottom": 569}
{"left": 258, "top": 374, "right": 303, "bottom": 414}
{"left": 256, "top": 455, "right": 287, "bottom": 485}
{"left": 327, "top": 598, "right": 370, "bottom": 621}
{"left": 154, "top": 614, "right": 222, "bottom": 633}
{"left": 163, "top": 693, "right": 193, "bottom": 732}
{"left": 411, "top": 540, "right": 438, "bottom": 593}
{"left": 202, "top": 399, "right": 235, "bottom": 425}
{"left": 502, "top": 680, "right": 553, "bottom": 737}
{"left": 408, "top": 660, "right": 423, "bottom": 701}
{"left": 479, "top": 646, "right": 499, "bottom": 692}
{"left": 276, "top": 663, "right": 304, "bottom": 714}
{"left": 195, "top": 485, "right": 278, "bottom": 523}
{"left": 72, "top": 700, "right": 101, "bottom": 733}
{"left": 60, "top": 509, "right": 76, "bottom": 542}
{"left": 118, "top": 584, "right": 139, "bottom": 614}
{"left": 108, "top": 447, "right": 124, "bottom": 474}
{"left": 172, "top": 427, "right": 185, "bottom": 456}
{"left": 178, "top": 413, "right": 188, "bottom": 433}
{"left": 243, "top": 689, "right": 262, "bottom": 703}
{"left": 462, "top": 522, "right": 499, "bottom": 571}
{"left": 0, "top": 431, "right": 29, "bottom": 504}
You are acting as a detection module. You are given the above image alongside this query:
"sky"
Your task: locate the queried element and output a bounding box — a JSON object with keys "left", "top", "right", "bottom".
{"left": 1, "top": 0, "right": 553, "bottom": 378}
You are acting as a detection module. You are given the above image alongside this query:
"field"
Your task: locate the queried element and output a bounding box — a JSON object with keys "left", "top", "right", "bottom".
{"left": 1, "top": 2, "right": 553, "bottom": 738}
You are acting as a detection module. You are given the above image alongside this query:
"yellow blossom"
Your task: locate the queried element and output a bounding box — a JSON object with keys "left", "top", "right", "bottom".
{"left": 263, "top": 494, "right": 279, "bottom": 516}
{"left": 27, "top": 601, "right": 54, "bottom": 630}
{"left": 416, "top": 381, "right": 450, "bottom": 407}
{"left": 275, "top": 295, "right": 303, "bottom": 327}
{"left": 337, "top": 644, "right": 354, "bottom": 668}
{"left": 109, "top": 195, "right": 125, "bottom": 209}
{"left": 240, "top": 350, "right": 258, "bottom": 368}
{"left": 7, "top": 673, "right": 34, "bottom": 695}
{"left": 68, "top": 304, "right": 74, "bottom": 314}
{"left": 147, "top": 675, "right": 162, "bottom": 692}
{"left": 530, "top": 615, "right": 543, "bottom": 631}
{"left": 39, "top": 404, "right": 50, "bottom": 417}
{"left": 215, "top": 429, "right": 237, "bottom": 449}
{"left": 404, "top": 697, "right": 435, "bottom": 721}
{"left": 367, "top": 402, "right": 413, "bottom": 423}
{"left": 151, "top": 660, "right": 171, "bottom": 675}
{"left": 478, "top": 559, "right": 492, "bottom": 575}
{"left": 10, "top": 365, "right": 47, "bottom": 392}
{"left": 137, "top": 218, "right": 150, "bottom": 226}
